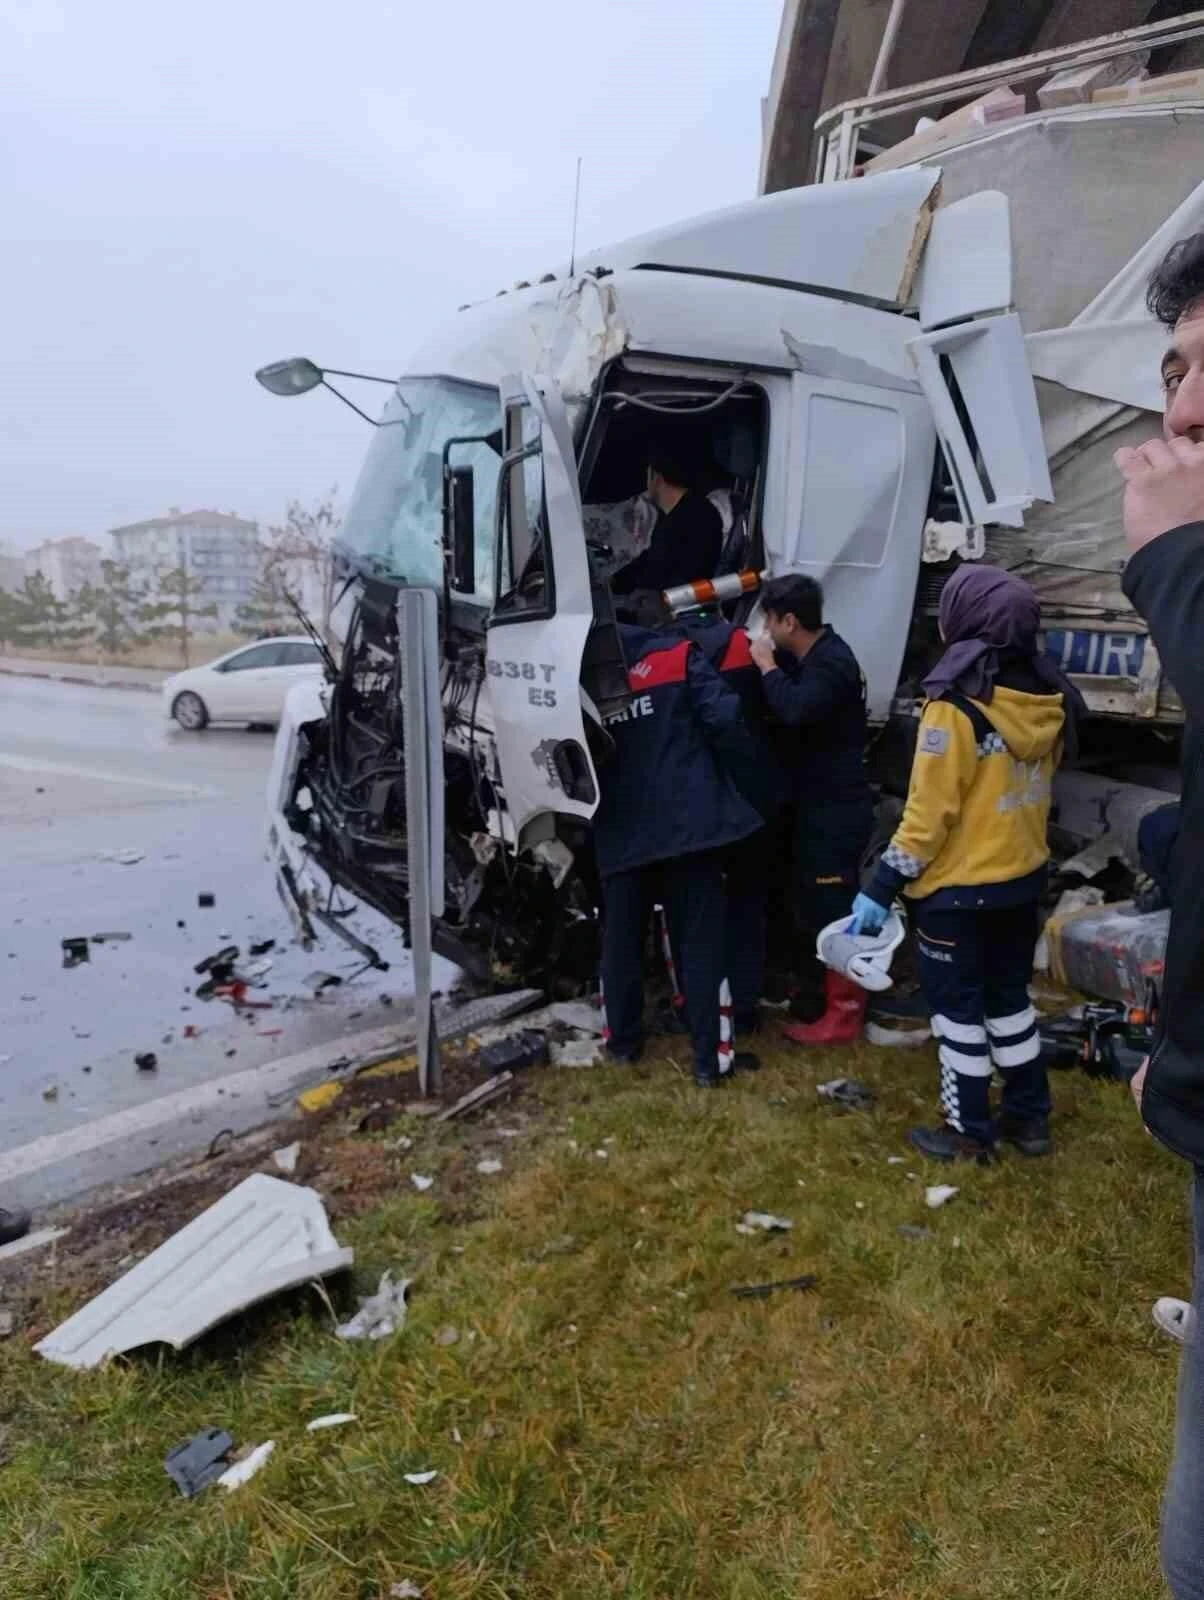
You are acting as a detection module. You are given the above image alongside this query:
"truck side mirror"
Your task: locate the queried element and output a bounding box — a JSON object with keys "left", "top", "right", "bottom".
{"left": 449, "top": 465, "right": 475, "bottom": 593}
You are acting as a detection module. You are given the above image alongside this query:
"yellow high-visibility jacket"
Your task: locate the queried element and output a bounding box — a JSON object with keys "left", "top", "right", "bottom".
{"left": 868, "top": 685, "right": 1066, "bottom": 909}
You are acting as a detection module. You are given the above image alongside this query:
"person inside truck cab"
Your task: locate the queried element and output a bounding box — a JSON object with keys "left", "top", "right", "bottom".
{"left": 850, "top": 564, "right": 1083, "bottom": 1166}
{"left": 611, "top": 434, "right": 723, "bottom": 598}
{"left": 749, "top": 575, "right": 875, "bottom": 1046}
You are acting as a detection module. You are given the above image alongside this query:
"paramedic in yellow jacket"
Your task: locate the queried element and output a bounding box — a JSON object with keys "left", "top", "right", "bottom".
{"left": 850, "top": 565, "right": 1085, "bottom": 1164}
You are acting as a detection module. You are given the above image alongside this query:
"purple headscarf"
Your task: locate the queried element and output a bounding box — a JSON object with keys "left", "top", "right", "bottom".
{"left": 922, "top": 564, "right": 1086, "bottom": 743}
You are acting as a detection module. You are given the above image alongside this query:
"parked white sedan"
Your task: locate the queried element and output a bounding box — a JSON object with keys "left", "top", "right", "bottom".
{"left": 163, "top": 636, "right": 326, "bottom": 730}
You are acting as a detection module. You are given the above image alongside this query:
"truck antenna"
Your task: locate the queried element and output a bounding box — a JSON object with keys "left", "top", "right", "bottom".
{"left": 569, "top": 156, "right": 583, "bottom": 277}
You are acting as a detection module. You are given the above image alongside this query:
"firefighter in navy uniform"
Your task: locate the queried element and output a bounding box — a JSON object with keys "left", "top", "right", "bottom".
{"left": 749, "top": 575, "right": 875, "bottom": 1046}
{"left": 595, "top": 621, "right": 765, "bottom": 1087}
{"left": 670, "top": 609, "right": 786, "bottom": 1037}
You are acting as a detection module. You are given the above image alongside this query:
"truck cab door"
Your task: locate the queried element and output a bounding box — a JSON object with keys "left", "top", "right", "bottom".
{"left": 484, "top": 373, "right": 600, "bottom": 842}
{"left": 784, "top": 371, "right": 936, "bottom": 721}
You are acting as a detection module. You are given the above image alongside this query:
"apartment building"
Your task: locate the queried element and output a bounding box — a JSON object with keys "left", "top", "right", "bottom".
{"left": 22, "top": 536, "right": 104, "bottom": 600}
{"left": 108, "top": 509, "right": 260, "bottom": 629}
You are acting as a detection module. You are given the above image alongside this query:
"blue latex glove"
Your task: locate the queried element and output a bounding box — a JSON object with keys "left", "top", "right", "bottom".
{"left": 849, "top": 893, "right": 889, "bottom": 937}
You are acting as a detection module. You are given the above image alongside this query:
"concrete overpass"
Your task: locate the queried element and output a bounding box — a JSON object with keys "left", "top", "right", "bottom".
{"left": 761, "top": 0, "right": 1204, "bottom": 191}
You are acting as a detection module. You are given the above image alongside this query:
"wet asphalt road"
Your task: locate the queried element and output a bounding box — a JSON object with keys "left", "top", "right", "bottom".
{"left": 0, "top": 674, "right": 449, "bottom": 1209}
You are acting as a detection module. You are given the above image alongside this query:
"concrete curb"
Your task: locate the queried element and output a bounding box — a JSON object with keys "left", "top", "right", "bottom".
{"left": 0, "top": 659, "right": 167, "bottom": 693}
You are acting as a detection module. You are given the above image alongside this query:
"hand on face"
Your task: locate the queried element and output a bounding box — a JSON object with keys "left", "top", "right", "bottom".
{"left": 1115, "top": 435, "right": 1204, "bottom": 553}
{"left": 749, "top": 634, "right": 777, "bottom": 673}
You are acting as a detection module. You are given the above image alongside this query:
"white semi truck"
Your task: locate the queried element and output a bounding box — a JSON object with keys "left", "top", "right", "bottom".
{"left": 261, "top": 18, "right": 1204, "bottom": 1011}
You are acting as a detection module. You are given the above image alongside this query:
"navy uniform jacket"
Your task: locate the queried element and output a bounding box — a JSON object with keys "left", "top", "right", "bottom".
{"left": 759, "top": 626, "right": 874, "bottom": 861}
{"left": 591, "top": 623, "right": 764, "bottom": 879}
{"left": 671, "top": 614, "right": 786, "bottom": 823}
{"left": 1123, "top": 523, "right": 1204, "bottom": 1165}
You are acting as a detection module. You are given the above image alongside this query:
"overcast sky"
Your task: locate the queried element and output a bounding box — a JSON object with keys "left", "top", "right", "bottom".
{"left": 0, "top": 0, "right": 779, "bottom": 549}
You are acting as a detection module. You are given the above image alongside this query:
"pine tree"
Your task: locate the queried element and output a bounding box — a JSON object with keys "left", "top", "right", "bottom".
{"left": 234, "top": 566, "right": 296, "bottom": 639}
{"left": 13, "top": 573, "right": 67, "bottom": 652}
{"left": 76, "top": 562, "right": 150, "bottom": 659}
{"left": 144, "top": 566, "right": 218, "bottom": 668}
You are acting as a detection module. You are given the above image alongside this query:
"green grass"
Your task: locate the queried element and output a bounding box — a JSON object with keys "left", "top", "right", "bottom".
{"left": 0, "top": 1036, "right": 1189, "bottom": 1599}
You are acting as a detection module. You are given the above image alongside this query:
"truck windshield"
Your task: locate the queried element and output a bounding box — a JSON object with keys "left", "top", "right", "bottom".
{"left": 335, "top": 378, "right": 501, "bottom": 597}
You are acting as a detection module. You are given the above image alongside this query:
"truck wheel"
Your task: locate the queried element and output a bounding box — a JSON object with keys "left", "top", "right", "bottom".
{"left": 172, "top": 691, "right": 209, "bottom": 731}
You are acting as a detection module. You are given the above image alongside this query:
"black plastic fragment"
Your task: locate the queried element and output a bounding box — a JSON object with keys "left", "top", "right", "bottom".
{"left": 164, "top": 1428, "right": 234, "bottom": 1498}
{"left": 730, "top": 1275, "right": 818, "bottom": 1300}
{"left": 478, "top": 1029, "right": 549, "bottom": 1074}
{"left": 61, "top": 937, "right": 90, "bottom": 969}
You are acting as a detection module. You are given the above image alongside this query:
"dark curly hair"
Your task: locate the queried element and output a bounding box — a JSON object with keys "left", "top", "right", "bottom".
{"left": 1147, "top": 232, "right": 1204, "bottom": 329}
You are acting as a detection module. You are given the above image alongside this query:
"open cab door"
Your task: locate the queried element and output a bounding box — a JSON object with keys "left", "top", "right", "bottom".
{"left": 485, "top": 373, "right": 601, "bottom": 842}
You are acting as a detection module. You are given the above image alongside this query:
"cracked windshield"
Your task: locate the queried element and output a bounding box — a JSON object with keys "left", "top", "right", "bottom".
{"left": 2, "top": 0, "right": 1202, "bottom": 1595}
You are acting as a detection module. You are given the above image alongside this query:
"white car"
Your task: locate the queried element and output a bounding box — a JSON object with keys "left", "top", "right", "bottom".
{"left": 163, "top": 636, "right": 326, "bottom": 730}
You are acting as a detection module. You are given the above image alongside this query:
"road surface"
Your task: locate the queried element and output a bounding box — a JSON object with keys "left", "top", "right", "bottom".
{"left": 0, "top": 674, "right": 455, "bottom": 1212}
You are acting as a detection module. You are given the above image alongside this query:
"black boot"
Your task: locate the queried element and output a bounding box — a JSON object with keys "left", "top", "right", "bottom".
{"left": 997, "top": 1113, "right": 1053, "bottom": 1157}
{"left": 0, "top": 1205, "right": 31, "bottom": 1247}
{"left": 908, "top": 1125, "right": 996, "bottom": 1165}
{"left": 693, "top": 1065, "right": 728, "bottom": 1088}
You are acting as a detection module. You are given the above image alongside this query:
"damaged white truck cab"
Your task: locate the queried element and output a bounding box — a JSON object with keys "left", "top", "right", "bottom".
{"left": 265, "top": 141, "right": 1180, "bottom": 991}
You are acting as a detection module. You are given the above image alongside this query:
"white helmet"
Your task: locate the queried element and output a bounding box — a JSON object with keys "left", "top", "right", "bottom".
{"left": 816, "top": 911, "right": 906, "bottom": 993}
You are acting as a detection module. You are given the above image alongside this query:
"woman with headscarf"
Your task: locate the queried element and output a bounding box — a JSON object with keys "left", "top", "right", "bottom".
{"left": 850, "top": 565, "right": 1085, "bottom": 1164}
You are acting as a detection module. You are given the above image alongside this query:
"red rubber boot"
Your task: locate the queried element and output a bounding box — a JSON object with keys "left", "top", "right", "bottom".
{"left": 781, "top": 971, "right": 867, "bottom": 1046}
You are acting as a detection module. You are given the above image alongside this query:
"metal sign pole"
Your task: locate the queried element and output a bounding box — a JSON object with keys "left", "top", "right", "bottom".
{"left": 399, "top": 587, "right": 442, "bottom": 1096}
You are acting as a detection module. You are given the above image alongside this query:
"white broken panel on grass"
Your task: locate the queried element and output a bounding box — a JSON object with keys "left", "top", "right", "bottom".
{"left": 34, "top": 1174, "right": 353, "bottom": 1370}
{"left": 335, "top": 1271, "right": 411, "bottom": 1341}
{"left": 736, "top": 1211, "right": 794, "bottom": 1235}
{"left": 218, "top": 1440, "right": 276, "bottom": 1491}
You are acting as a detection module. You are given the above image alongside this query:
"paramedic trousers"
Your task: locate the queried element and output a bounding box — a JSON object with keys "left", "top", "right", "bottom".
{"left": 723, "top": 828, "right": 769, "bottom": 1032}
{"left": 1164, "top": 1169, "right": 1204, "bottom": 1600}
{"left": 602, "top": 851, "right": 726, "bottom": 1077}
{"left": 913, "top": 898, "right": 1050, "bottom": 1145}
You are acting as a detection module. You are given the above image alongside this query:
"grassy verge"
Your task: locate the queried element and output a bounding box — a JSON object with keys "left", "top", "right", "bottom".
{"left": 0, "top": 1032, "right": 1188, "bottom": 1599}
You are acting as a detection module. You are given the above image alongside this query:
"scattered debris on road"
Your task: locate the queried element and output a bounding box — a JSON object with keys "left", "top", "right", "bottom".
{"left": 135, "top": 1052, "right": 158, "bottom": 1073}
{"left": 925, "top": 1185, "right": 959, "bottom": 1210}
{"left": 165, "top": 1428, "right": 235, "bottom": 1498}
{"left": 335, "top": 1272, "right": 411, "bottom": 1342}
{"left": 218, "top": 1440, "right": 275, "bottom": 1491}
{"left": 736, "top": 1211, "right": 794, "bottom": 1235}
{"left": 91, "top": 931, "right": 132, "bottom": 944}
{"left": 271, "top": 1142, "right": 301, "bottom": 1174}
{"left": 817, "top": 1077, "right": 876, "bottom": 1110}
{"left": 0, "top": 1226, "right": 68, "bottom": 1264}
{"left": 197, "top": 892, "right": 215, "bottom": 907}
{"left": 435, "top": 1072, "right": 516, "bottom": 1123}
{"left": 479, "top": 1029, "right": 549, "bottom": 1074}
{"left": 551, "top": 1039, "right": 605, "bottom": 1068}
{"left": 35, "top": 1174, "right": 353, "bottom": 1369}
{"left": 249, "top": 938, "right": 276, "bottom": 957}
{"left": 100, "top": 848, "right": 145, "bottom": 866}
{"left": 42, "top": 1083, "right": 59, "bottom": 1101}
{"left": 61, "top": 937, "right": 90, "bottom": 968}
{"left": 548, "top": 1001, "right": 605, "bottom": 1035}
{"left": 731, "top": 1274, "right": 817, "bottom": 1300}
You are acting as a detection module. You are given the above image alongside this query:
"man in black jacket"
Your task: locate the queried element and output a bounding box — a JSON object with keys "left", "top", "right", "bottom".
{"left": 594, "top": 622, "right": 765, "bottom": 1087}
{"left": 749, "top": 574, "right": 875, "bottom": 1045}
{"left": 611, "top": 437, "right": 723, "bottom": 598}
{"left": 1117, "top": 231, "right": 1204, "bottom": 1599}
